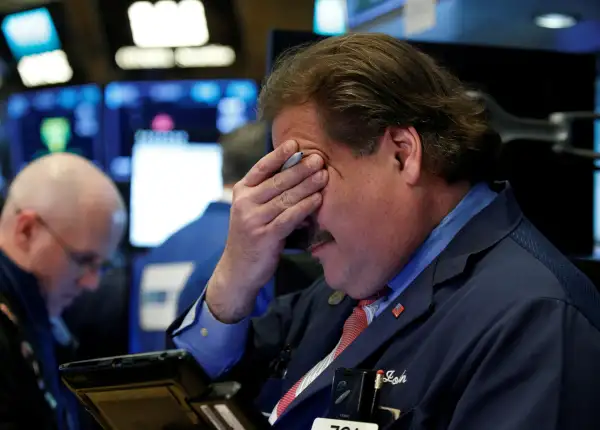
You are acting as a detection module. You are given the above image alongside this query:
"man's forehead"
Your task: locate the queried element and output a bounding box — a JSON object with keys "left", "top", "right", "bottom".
{"left": 272, "top": 105, "right": 325, "bottom": 149}
{"left": 72, "top": 207, "right": 124, "bottom": 241}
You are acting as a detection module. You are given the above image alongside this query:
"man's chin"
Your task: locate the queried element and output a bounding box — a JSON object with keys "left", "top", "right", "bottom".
{"left": 324, "top": 270, "right": 378, "bottom": 300}
{"left": 323, "top": 265, "right": 351, "bottom": 294}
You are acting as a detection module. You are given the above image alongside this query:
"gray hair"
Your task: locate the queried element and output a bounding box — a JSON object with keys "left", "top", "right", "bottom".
{"left": 221, "top": 121, "right": 268, "bottom": 184}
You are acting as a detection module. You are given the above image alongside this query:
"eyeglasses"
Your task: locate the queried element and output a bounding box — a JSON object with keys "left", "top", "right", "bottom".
{"left": 16, "top": 208, "right": 113, "bottom": 274}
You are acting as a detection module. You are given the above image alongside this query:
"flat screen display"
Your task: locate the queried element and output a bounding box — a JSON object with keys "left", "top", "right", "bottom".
{"left": 104, "top": 79, "right": 257, "bottom": 248}
{"left": 6, "top": 85, "right": 103, "bottom": 174}
{"left": 129, "top": 132, "right": 222, "bottom": 248}
{"left": 593, "top": 78, "right": 600, "bottom": 254}
{"left": 103, "top": 79, "right": 258, "bottom": 182}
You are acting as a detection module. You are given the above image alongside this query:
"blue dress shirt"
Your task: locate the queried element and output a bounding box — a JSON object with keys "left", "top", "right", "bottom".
{"left": 172, "top": 183, "right": 498, "bottom": 378}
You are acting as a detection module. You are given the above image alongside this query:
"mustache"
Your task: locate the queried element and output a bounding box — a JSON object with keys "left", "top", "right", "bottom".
{"left": 310, "top": 229, "right": 334, "bottom": 247}
{"left": 289, "top": 219, "right": 334, "bottom": 250}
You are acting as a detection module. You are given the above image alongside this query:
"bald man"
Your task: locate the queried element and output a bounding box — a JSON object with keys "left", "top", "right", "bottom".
{"left": 0, "top": 153, "right": 126, "bottom": 430}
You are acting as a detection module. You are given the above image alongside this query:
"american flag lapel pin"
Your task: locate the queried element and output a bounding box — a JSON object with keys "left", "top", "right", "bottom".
{"left": 392, "top": 303, "right": 405, "bottom": 318}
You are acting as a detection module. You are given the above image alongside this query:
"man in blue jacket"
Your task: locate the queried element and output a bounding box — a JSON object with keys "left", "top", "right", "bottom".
{"left": 169, "top": 34, "right": 600, "bottom": 429}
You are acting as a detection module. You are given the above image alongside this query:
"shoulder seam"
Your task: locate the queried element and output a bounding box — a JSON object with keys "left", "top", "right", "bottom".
{"left": 507, "top": 235, "right": 563, "bottom": 285}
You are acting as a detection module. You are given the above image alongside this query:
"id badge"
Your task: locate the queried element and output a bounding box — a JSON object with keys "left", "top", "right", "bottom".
{"left": 311, "top": 417, "right": 379, "bottom": 430}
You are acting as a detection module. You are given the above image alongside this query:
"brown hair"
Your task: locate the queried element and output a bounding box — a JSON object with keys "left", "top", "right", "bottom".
{"left": 258, "top": 33, "right": 500, "bottom": 183}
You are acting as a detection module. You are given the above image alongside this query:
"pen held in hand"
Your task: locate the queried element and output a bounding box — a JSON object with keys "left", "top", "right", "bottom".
{"left": 280, "top": 152, "right": 304, "bottom": 171}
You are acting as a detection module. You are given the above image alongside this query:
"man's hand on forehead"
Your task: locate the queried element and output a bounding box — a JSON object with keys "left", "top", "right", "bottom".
{"left": 205, "top": 139, "right": 329, "bottom": 323}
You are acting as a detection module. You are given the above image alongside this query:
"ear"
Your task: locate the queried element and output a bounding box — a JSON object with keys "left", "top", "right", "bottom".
{"left": 13, "top": 210, "right": 38, "bottom": 252}
{"left": 385, "top": 126, "right": 422, "bottom": 186}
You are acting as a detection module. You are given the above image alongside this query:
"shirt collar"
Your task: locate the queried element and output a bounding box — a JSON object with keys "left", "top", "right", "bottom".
{"left": 388, "top": 182, "right": 498, "bottom": 291}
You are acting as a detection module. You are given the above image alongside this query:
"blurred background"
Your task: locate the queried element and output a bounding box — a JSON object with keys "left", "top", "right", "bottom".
{"left": 0, "top": 0, "right": 598, "bottom": 359}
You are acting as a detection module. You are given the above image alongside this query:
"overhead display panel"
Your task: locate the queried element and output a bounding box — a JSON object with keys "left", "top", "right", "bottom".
{"left": 0, "top": 4, "right": 82, "bottom": 88}
{"left": 6, "top": 85, "right": 103, "bottom": 174}
{"left": 1, "top": 7, "right": 61, "bottom": 59}
{"left": 98, "top": 0, "right": 242, "bottom": 71}
{"left": 314, "top": 0, "right": 347, "bottom": 35}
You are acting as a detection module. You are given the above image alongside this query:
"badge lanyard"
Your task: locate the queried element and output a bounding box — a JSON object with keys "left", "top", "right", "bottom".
{"left": 0, "top": 294, "right": 59, "bottom": 413}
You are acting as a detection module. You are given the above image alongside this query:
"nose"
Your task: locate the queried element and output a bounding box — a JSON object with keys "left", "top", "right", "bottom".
{"left": 77, "top": 270, "right": 101, "bottom": 292}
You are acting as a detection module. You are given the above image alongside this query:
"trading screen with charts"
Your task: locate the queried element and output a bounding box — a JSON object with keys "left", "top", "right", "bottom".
{"left": 6, "top": 85, "right": 103, "bottom": 174}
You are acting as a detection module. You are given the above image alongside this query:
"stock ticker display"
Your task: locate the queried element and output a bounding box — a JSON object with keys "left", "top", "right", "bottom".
{"left": 6, "top": 85, "right": 103, "bottom": 173}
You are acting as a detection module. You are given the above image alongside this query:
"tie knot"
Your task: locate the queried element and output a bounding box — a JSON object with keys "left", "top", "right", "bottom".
{"left": 358, "top": 286, "right": 390, "bottom": 308}
{"left": 357, "top": 298, "right": 377, "bottom": 308}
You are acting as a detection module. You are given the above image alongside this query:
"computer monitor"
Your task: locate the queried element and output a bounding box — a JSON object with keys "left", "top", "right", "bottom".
{"left": 129, "top": 136, "right": 222, "bottom": 248}
{"left": 5, "top": 85, "right": 103, "bottom": 174}
{"left": 104, "top": 79, "right": 258, "bottom": 248}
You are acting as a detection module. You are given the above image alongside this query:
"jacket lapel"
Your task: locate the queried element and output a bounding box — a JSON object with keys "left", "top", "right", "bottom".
{"left": 281, "top": 293, "right": 355, "bottom": 393}
{"left": 281, "top": 262, "right": 436, "bottom": 419}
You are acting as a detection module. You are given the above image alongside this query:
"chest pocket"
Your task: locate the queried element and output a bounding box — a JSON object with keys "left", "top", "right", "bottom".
{"left": 367, "top": 367, "right": 419, "bottom": 429}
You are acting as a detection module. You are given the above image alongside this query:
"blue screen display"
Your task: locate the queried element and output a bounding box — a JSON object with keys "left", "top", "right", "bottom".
{"left": 346, "top": 0, "right": 405, "bottom": 28}
{"left": 593, "top": 78, "right": 600, "bottom": 253}
{"left": 1, "top": 7, "right": 61, "bottom": 59}
{"left": 6, "top": 85, "right": 103, "bottom": 174}
{"left": 314, "top": 0, "right": 347, "bottom": 35}
{"left": 103, "top": 79, "right": 258, "bottom": 182}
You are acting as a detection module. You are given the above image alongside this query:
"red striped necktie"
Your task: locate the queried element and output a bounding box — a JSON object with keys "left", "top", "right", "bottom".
{"left": 274, "top": 297, "right": 377, "bottom": 419}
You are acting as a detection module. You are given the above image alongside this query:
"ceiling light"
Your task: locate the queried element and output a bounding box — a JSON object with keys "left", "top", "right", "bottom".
{"left": 175, "top": 45, "right": 236, "bottom": 68}
{"left": 128, "top": 0, "right": 209, "bottom": 48}
{"left": 115, "top": 46, "right": 175, "bottom": 69}
{"left": 17, "top": 50, "right": 72, "bottom": 87}
{"left": 534, "top": 13, "right": 578, "bottom": 29}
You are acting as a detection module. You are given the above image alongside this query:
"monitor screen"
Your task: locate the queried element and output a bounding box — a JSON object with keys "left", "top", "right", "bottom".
{"left": 129, "top": 134, "right": 222, "bottom": 248}
{"left": 6, "top": 85, "right": 103, "bottom": 174}
{"left": 594, "top": 78, "right": 600, "bottom": 254}
{"left": 103, "top": 79, "right": 258, "bottom": 182}
{"left": 1, "top": 7, "right": 61, "bottom": 60}
{"left": 104, "top": 79, "right": 257, "bottom": 248}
